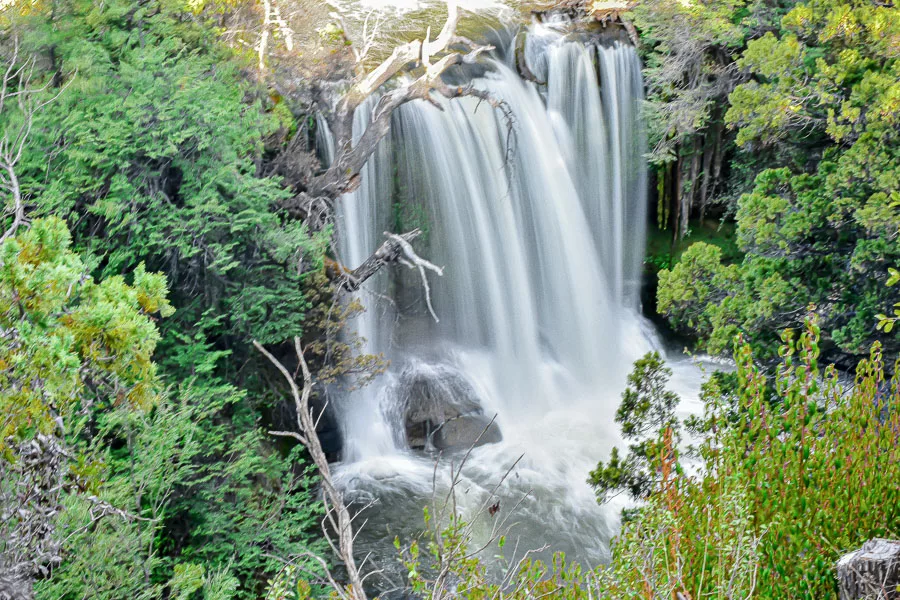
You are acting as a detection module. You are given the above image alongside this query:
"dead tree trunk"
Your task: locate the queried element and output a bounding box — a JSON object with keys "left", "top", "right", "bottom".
{"left": 672, "top": 155, "right": 685, "bottom": 244}
{"left": 710, "top": 118, "right": 725, "bottom": 203}
{"left": 306, "top": 0, "right": 497, "bottom": 201}
{"left": 255, "top": 339, "right": 369, "bottom": 600}
{"left": 686, "top": 137, "right": 701, "bottom": 226}
{"left": 700, "top": 111, "right": 725, "bottom": 224}
{"left": 327, "top": 229, "right": 423, "bottom": 291}
{"left": 837, "top": 538, "right": 900, "bottom": 600}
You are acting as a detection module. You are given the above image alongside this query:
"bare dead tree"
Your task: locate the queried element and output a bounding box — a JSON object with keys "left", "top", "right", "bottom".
{"left": 0, "top": 38, "right": 66, "bottom": 243}
{"left": 325, "top": 3, "right": 386, "bottom": 69}
{"left": 0, "top": 434, "right": 67, "bottom": 600}
{"left": 265, "top": 1, "right": 515, "bottom": 300}
{"left": 254, "top": 338, "right": 371, "bottom": 600}
{"left": 325, "top": 228, "right": 444, "bottom": 324}
{"left": 258, "top": 0, "right": 294, "bottom": 75}
{"left": 306, "top": 0, "right": 501, "bottom": 200}
{"left": 334, "top": 229, "right": 423, "bottom": 292}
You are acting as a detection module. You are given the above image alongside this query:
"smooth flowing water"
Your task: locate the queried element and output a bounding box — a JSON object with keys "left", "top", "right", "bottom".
{"left": 325, "top": 17, "right": 707, "bottom": 591}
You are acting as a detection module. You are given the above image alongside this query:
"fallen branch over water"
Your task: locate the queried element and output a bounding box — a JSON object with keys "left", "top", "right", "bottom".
{"left": 330, "top": 228, "right": 444, "bottom": 322}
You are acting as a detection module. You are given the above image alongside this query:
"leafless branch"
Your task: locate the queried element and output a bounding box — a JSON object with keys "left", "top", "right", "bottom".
{"left": 0, "top": 38, "right": 69, "bottom": 244}
{"left": 254, "top": 338, "right": 369, "bottom": 600}
{"left": 309, "top": 0, "right": 499, "bottom": 200}
{"left": 257, "top": 0, "right": 294, "bottom": 75}
{"left": 334, "top": 228, "right": 423, "bottom": 292}
{"left": 386, "top": 231, "right": 444, "bottom": 322}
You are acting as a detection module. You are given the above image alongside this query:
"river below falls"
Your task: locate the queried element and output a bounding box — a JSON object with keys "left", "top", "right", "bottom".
{"left": 331, "top": 320, "right": 719, "bottom": 594}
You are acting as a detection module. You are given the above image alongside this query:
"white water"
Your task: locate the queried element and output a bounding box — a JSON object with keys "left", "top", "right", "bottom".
{"left": 326, "top": 20, "right": 708, "bottom": 589}
{"left": 332, "top": 96, "right": 403, "bottom": 462}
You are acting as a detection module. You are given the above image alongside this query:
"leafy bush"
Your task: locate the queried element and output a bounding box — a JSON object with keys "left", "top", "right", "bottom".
{"left": 595, "top": 318, "right": 900, "bottom": 599}
{"left": 6, "top": 2, "right": 335, "bottom": 596}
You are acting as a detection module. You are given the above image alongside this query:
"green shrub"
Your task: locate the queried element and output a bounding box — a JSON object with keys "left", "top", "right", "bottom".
{"left": 600, "top": 318, "right": 900, "bottom": 599}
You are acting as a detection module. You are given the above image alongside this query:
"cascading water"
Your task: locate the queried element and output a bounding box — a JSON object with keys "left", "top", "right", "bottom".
{"left": 325, "top": 16, "right": 705, "bottom": 589}
{"left": 331, "top": 97, "right": 402, "bottom": 462}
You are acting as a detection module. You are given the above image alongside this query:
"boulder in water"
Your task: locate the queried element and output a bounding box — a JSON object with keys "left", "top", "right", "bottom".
{"left": 433, "top": 414, "right": 502, "bottom": 451}
{"left": 396, "top": 362, "right": 502, "bottom": 451}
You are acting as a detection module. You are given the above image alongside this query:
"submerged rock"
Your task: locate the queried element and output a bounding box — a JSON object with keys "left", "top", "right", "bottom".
{"left": 396, "top": 362, "right": 502, "bottom": 451}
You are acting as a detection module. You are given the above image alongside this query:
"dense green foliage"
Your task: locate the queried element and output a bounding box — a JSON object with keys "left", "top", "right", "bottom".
{"left": 654, "top": 0, "right": 900, "bottom": 361}
{"left": 18, "top": 0, "right": 327, "bottom": 347}
{"left": 0, "top": 217, "right": 172, "bottom": 449}
{"left": 2, "top": 0, "right": 898, "bottom": 598}
{"left": 629, "top": 0, "right": 791, "bottom": 237}
{"left": 1, "top": 0, "right": 343, "bottom": 596}
{"left": 593, "top": 320, "right": 900, "bottom": 598}
{"left": 667, "top": 322, "right": 895, "bottom": 597}
{"left": 0, "top": 217, "right": 174, "bottom": 596}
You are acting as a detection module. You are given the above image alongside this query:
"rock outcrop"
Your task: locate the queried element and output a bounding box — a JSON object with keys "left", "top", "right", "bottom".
{"left": 395, "top": 362, "right": 502, "bottom": 451}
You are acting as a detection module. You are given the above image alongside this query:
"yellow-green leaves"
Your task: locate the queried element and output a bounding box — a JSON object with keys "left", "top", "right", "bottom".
{"left": 727, "top": 34, "right": 810, "bottom": 147}
{"left": 0, "top": 217, "right": 171, "bottom": 450}
{"left": 729, "top": 0, "right": 900, "bottom": 148}
{"left": 671, "top": 0, "right": 900, "bottom": 359}
{"left": 874, "top": 281, "right": 900, "bottom": 334}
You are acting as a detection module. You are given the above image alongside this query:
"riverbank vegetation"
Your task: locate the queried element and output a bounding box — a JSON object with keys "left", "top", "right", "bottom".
{"left": 0, "top": 0, "right": 898, "bottom": 598}
{"left": 591, "top": 320, "right": 900, "bottom": 598}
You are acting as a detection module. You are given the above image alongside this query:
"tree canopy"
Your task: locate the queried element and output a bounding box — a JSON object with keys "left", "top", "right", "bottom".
{"left": 655, "top": 0, "right": 900, "bottom": 361}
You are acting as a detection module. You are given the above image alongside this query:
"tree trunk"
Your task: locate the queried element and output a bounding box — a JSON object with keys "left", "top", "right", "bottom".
{"left": 655, "top": 164, "right": 668, "bottom": 230}
{"left": 837, "top": 538, "right": 900, "bottom": 600}
{"left": 668, "top": 159, "right": 680, "bottom": 247}
{"left": 339, "top": 229, "right": 422, "bottom": 291}
{"left": 710, "top": 119, "right": 725, "bottom": 207}
{"left": 686, "top": 137, "right": 701, "bottom": 225}
{"left": 676, "top": 155, "right": 688, "bottom": 243}
{"left": 698, "top": 130, "right": 715, "bottom": 225}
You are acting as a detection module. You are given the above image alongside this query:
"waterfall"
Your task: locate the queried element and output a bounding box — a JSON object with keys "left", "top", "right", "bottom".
{"left": 329, "top": 21, "right": 659, "bottom": 578}
{"left": 332, "top": 96, "right": 401, "bottom": 461}
{"left": 335, "top": 27, "right": 648, "bottom": 456}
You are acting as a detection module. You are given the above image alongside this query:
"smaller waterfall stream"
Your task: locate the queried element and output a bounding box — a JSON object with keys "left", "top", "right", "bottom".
{"left": 333, "top": 97, "right": 401, "bottom": 462}
{"left": 321, "top": 17, "right": 709, "bottom": 589}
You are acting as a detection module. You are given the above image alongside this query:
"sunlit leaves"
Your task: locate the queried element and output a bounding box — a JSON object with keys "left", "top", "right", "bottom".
{"left": 0, "top": 217, "right": 171, "bottom": 451}
{"left": 663, "top": 0, "right": 900, "bottom": 358}
{"left": 728, "top": 0, "right": 900, "bottom": 149}
{"left": 598, "top": 320, "right": 900, "bottom": 598}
